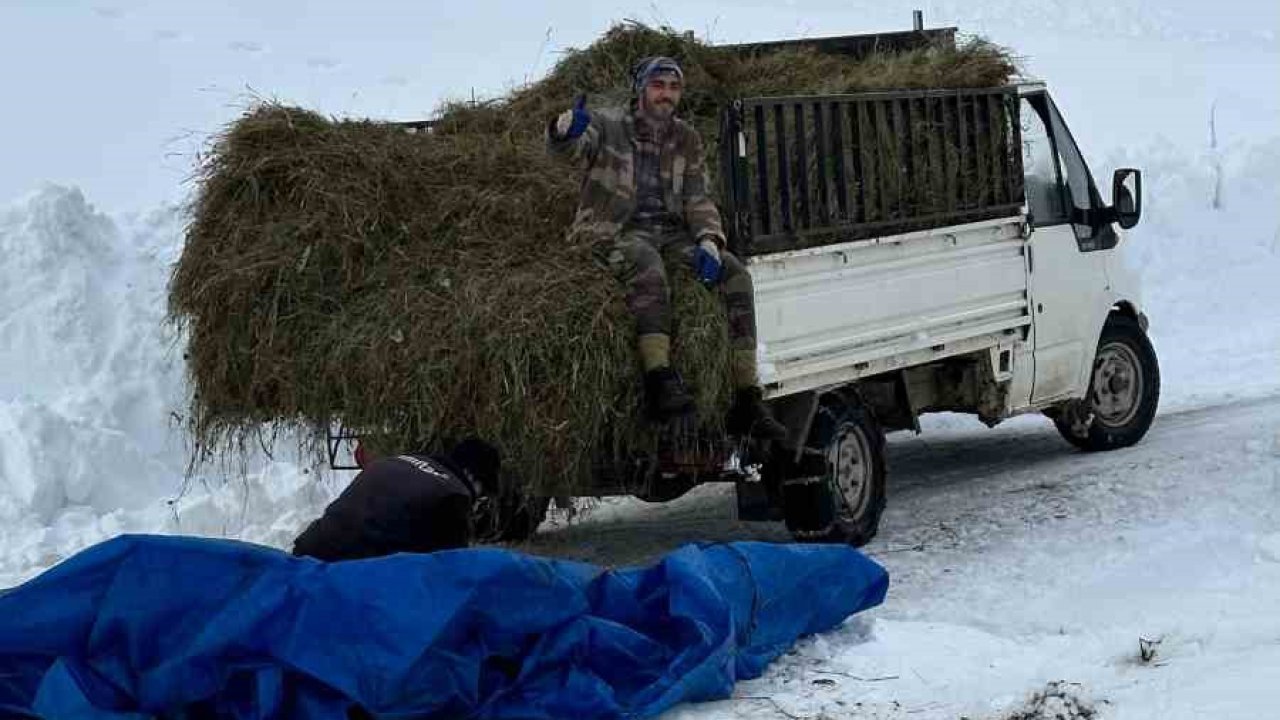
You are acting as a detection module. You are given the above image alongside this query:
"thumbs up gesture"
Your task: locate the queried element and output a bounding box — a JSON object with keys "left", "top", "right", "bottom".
{"left": 555, "top": 95, "right": 591, "bottom": 139}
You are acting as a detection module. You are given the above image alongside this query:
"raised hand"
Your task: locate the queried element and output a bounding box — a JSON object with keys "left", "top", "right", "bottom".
{"left": 555, "top": 95, "right": 591, "bottom": 139}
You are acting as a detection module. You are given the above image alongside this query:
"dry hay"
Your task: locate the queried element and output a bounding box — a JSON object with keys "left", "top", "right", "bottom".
{"left": 170, "top": 22, "right": 1015, "bottom": 494}
{"left": 1001, "top": 681, "right": 1099, "bottom": 720}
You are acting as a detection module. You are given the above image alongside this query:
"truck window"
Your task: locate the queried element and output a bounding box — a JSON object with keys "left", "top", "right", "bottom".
{"left": 1020, "top": 97, "right": 1068, "bottom": 228}
{"left": 1045, "top": 97, "right": 1118, "bottom": 251}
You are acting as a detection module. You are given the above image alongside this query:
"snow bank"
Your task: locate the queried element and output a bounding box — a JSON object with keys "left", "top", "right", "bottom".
{"left": 1119, "top": 135, "right": 1280, "bottom": 408}
{"left": 0, "top": 186, "right": 188, "bottom": 503}
{"left": 0, "top": 187, "right": 338, "bottom": 587}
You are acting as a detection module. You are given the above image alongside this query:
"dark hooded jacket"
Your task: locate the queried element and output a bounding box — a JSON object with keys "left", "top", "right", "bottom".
{"left": 291, "top": 454, "right": 478, "bottom": 561}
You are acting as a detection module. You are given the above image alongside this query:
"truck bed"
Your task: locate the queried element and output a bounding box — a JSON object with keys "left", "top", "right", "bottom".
{"left": 753, "top": 214, "right": 1030, "bottom": 397}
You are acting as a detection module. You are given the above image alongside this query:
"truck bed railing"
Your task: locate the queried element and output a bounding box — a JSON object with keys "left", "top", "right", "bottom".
{"left": 720, "top": 86, "right": 1025, "bottom": 256}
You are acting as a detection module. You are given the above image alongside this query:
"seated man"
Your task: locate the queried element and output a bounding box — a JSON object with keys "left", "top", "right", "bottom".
{"left": 546, "top": 56, "right": 785, "bottom": 439}
{"left": 291, "top": 438, "right": 499, "bottom": 561}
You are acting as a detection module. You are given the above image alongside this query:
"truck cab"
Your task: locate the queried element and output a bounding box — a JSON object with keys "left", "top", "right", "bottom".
{"left": 1016, "top": 83, "right": 1146, "bottom": 408}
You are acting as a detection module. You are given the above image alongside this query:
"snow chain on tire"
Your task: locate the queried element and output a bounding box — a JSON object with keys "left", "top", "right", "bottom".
{"left": 782, "top": 390, "right": 888, "bottom": 547}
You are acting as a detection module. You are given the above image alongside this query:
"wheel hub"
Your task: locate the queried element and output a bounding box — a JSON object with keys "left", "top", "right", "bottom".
{"left": 828, "top": 425, "right": 873, "bottom": 519}
{"left": 1091, "top": 341, "right": 1143, "bottom": 427}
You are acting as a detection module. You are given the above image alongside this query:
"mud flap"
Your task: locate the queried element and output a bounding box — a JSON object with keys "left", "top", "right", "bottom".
{"left": 782, "top": 475, "right": 836, "bottom": 538}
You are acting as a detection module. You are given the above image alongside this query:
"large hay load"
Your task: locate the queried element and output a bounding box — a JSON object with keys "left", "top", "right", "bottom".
{"left": 169, "top": 23, "right": 1016, "bottom": 497}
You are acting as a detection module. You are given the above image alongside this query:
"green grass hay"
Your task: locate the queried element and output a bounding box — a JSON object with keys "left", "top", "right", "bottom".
{"left": 169, "top": 23, "right": 1015, "bottom": 494}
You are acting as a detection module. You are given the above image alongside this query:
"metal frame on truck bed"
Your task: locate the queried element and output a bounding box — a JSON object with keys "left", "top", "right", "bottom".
{"left": 718, "top": 86, "right": 1025, "bottom": 255}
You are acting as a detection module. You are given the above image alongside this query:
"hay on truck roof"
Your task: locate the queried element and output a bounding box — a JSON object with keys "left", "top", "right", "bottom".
{"left": 169, "top": 22, "right": 1016, "bottom": 496}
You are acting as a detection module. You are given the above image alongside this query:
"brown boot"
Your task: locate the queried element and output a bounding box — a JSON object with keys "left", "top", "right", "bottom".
{"left": 727, "top": 387, "right": 787, "bottom": 440}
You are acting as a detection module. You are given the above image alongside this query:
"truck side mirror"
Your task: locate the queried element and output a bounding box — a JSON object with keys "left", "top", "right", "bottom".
{"left": 1112, "top": 168, "right": 1142, "bottom": 229}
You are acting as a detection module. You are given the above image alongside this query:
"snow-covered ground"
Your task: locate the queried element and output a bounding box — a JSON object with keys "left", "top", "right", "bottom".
{"left": 544, "top": 392, "right": 1280, "bottom": 719}
{"left": 1, "top": 0, "right": 1278, "bottom": 717}
{"left": 567, "top": 390, "right": 1278, "bottom": 719}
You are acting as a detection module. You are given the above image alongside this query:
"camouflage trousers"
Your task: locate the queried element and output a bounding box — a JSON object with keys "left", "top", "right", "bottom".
{"left": 596, "top": 224, "right": 759, "bottom": 388}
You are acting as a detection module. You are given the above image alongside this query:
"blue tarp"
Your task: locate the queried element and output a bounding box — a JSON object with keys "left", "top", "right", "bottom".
{"left": 0, "top": 535, "right": 887, "bottom": 719}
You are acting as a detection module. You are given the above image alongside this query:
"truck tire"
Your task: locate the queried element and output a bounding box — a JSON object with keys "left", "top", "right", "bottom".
{"left": 1054, "top": 314, "right": 1160, "bottom": 451}
{"left": 783, "top": 392, "right": 887, "bottom": 547}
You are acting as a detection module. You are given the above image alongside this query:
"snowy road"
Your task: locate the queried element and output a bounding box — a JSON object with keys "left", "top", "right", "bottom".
{"left": 531, "top": 392, "right": 1280, "bottom": 718}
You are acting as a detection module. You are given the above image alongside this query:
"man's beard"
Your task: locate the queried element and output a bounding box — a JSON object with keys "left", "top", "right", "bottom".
{"left": 641, "top": 98, "right": 676, "bottom": 122}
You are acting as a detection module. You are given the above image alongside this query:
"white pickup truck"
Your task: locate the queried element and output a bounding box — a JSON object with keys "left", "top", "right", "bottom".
{"left": 721, "top": 69, "right": 1157, "bottom": 546}
{"left": 399, "top": 28, "right": 1159, "bottom": 547}
{"left": 721, "top": 87, "right": 1162, "bottom": 540}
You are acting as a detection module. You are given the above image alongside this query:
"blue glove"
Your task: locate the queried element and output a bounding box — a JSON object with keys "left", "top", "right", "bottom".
{"left": 694, "top": 240, "right": 723, "bottom": 286}
{"left": 556, "top": 95, "right": 591, "bottom": 139}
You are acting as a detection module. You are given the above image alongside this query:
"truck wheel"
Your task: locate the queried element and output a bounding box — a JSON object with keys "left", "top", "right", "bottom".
{"left": 783, "top": 392, "right": 887, "bottom": 547}
{"left": 473, "top": 493, "right": 549, "bottom": 544}
{"left": 1054, "top": 314, "right": 1160, "bottom": 451}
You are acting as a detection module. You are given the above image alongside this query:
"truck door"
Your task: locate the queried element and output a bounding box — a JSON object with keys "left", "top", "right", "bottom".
{"left": 1022, "top": 92, "right": 1114, "bottom": 403}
